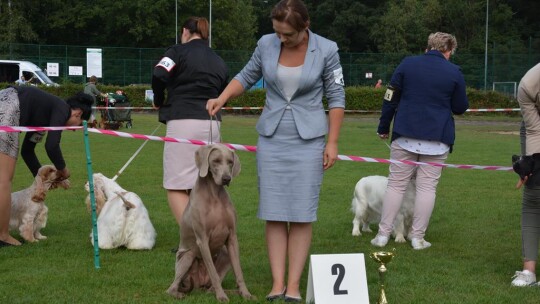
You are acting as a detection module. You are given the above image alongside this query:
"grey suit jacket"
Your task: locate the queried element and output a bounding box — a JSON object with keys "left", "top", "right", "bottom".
{"left": 234, "top": 30, "right": 345, "bottom": 140}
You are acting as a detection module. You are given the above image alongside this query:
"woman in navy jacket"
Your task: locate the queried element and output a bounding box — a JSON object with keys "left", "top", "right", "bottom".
{"left": 372, "top": 32, "right": 469, "bottom": 250}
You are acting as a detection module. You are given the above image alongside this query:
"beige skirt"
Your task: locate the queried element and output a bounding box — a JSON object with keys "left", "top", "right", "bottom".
{"left": 163, "top": 119, "right": 221, "bottom": 190}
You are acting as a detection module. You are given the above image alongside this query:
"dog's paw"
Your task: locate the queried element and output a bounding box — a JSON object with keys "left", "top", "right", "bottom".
{"left": 394, "top": 235, "right": 406, "bottom": 243}
{"left": 352, "top": 228, "right": 361, "bottom": 236}
{"left": 362, "top": 227, "right": 373, "bottom": 233}
{"left": 166, "top": 287, "right": 186, "bottom": 299}
{"left": 215, "top": 292, "right": 229, "bottom": 302}
{"left": 239, "top": 289, "right": 253, "bottom": 300}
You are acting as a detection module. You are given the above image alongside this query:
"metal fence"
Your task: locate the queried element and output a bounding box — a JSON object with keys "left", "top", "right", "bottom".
{"left": 1, "top": 43, "right": 539, "bottom": 91}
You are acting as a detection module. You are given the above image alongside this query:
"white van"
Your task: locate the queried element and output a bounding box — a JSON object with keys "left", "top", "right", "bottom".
{"left": 0, "top": 60, "right": 59, "bottom": 86}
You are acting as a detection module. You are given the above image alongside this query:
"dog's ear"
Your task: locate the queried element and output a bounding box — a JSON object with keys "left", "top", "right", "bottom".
{"left": 51, "top": 179, "right": 70, "bottom": 190}
{"left": 85, "top": 194, "right": 92, "bottom": 213}
{"left": 32, "top": 174, "right": 47, "bottom": 202}
{"left": 58, "top": 179, "right": 70, "bottom": 189}
{"left": 231, "top": 150, "right": 241, "bottom": 178}
{"left": 94, "top": 185, "right": 107, "bottom": 215}
{"left": 195, "top": 145, "right": 215, "bottom": 178}
{"left": 87, "top": 177, "right": 107, "bottom": 214}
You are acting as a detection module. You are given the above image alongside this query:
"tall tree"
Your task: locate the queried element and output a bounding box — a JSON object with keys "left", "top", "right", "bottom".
{"left": 0, "top": 1, "right": 38, "bottom": 44}
{"left": 370, "top": 0, "right": 443, "bottom": 53}
{"left": 310, "top": 0, "right": 376, "bottom": 52}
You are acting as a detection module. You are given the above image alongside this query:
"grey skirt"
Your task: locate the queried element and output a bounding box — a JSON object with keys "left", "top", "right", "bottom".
{"left": 0, "top": 87, "right": 20, "bottom": 159}
{"left": 256, "top": 110, "right": 325, "bottom": 222}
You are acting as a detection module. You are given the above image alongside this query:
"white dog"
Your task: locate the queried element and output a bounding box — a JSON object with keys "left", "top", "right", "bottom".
{"left": 10, "top": 165, "right": 70, "bottom": 242}
{"left": 351, "top": 175, "right": 415, "bottom": 243}
{"left": 85, "top": 173, "right": 156, "bottom": 250}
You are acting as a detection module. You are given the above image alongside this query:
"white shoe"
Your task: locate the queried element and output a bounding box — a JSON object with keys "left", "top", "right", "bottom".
{"left": 371, "top": 234, "right": 389, "bottom": 247}
{"left": 511, "top": 270, "right": 536, "bottom": 287}
{"left": 411, "top": 238, "right": 431, "bottom": 250}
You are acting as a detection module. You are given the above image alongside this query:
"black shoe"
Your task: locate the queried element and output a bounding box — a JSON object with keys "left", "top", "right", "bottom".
{"left": 266, "top": 288, "right": 286, "bottom": 302}
{"left": 284, "top": 295, "right": 302, "bottom": 303}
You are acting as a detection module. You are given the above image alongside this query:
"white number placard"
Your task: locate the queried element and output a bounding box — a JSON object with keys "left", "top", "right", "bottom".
{"left": 306, "top": 253, "right": 370, "bottom": 304}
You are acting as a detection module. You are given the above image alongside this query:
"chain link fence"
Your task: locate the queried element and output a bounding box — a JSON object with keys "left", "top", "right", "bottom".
{"left": 1, "top": 43, "right": 538, "bottom": 93}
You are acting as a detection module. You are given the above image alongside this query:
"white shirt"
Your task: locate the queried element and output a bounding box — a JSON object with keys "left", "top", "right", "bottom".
{"left": 277, "top": 64, "right": 303, "bottom": 105}
{"left": 396, "top": 136, "right": 450, "bottom": 155}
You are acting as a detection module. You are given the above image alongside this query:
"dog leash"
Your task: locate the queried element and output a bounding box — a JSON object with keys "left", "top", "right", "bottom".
{"left": 381, "top": 137, "right": 391, "bottom": 150}
{"left": 208, "top": 115, "right": 222, "bottom": 145}
{"left": 112, "top": 124, "right": 161, "bottom": 181}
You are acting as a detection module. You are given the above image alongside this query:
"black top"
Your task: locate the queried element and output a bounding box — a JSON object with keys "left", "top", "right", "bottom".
{"left": 16, "top": 86, "right": 71, "bottom": 176}
{"left": 152, "top": 39, "right": 228, "bottom": 123}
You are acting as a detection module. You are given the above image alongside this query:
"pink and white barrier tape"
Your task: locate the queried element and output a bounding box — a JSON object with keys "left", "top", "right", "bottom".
{"left": 466, "top": 108, "right": 520, "bottom": 112}
{"left": 93, "top": 106, "right": 154, "bottom": 110}
{"left": 0, "top": 125, "right": 511, "bottom": 171}
{"left": 0, "top": 126, "right": 82, "bottom": 132}
{"left": 92, "top": 106, "right": 522, "bottom": 113}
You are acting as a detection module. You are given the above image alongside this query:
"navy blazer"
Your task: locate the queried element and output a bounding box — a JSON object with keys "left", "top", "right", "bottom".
{"left": 234, "top": 30, "right": 345, "bottom": 140}
{"left": 378, "top": 50, "right": 469, "bottom": 148}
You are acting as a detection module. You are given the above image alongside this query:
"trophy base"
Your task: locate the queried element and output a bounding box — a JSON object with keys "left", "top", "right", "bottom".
{"left": 377, "top": 289, "right": 388, "bottom": 304}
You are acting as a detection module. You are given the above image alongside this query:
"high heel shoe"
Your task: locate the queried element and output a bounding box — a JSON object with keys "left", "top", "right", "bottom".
{"left": 266, "top": 287, "right": 286, "bottom": 302}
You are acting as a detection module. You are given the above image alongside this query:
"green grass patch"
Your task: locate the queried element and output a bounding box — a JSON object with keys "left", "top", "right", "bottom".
{"left": 0, "top": 113, "right": 534, "bottom": 303}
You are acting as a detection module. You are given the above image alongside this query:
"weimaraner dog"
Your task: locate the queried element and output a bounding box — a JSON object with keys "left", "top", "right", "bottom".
{"left": 167, "top": 144, "right": 253, "bottom": 302}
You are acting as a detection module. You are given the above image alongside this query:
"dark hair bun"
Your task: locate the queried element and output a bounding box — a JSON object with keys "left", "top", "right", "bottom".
{"left": 76, "top": 92, "right": 94, "bottom": 106}
{"left": 66, "top": 91, "right": 94, "bottom": 121}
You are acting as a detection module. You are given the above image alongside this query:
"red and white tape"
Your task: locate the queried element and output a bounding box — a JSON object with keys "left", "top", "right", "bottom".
{"left": 0, "top": 126, "right": 82, "bottom": 132}
{"left": 0, "top": 125, "right": 512, "bottom": 171}
{"left": 466, "top": 108, "right": 520, "bottom": 112}
{"left": 92, "top": 106, "right": 522, "bottom": 113}
{"left": 93, "top": 106, "right": 154, "bottom": 110}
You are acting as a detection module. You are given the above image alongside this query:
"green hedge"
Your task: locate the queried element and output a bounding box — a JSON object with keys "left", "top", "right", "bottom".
{"left": 1, "top": 83, "right": 517, "bottom": 111}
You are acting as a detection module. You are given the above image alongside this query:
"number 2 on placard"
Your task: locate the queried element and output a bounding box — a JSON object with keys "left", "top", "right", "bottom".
{"left": 331, "top": 264, "right": 348, "bottom": 295}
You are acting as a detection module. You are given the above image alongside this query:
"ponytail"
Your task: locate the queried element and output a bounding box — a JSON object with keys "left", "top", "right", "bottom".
{"left": 182, "top": 17, "right": 209, "bottom": 40}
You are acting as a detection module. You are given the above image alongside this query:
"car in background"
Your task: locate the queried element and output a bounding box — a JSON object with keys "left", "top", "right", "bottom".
{"left": 0, "top": 60, "right": 59, "bottom": 86}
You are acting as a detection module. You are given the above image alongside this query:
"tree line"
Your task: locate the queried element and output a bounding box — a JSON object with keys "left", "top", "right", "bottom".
{"left": 0, "top": 0, "right": 538, "bottom": 54}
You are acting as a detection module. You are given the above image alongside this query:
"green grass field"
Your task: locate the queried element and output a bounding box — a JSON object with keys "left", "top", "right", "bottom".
{"left": 0, "top": 113, "right": 535, "bottom": 303}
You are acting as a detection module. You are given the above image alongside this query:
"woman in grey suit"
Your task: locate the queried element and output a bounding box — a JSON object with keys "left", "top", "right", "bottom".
{"left": 207, "top": 0, "right": 345, "bottom": 301}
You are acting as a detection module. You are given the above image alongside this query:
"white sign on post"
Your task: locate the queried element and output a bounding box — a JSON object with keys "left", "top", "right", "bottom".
{"left": 306, "top": 253, "right": 370, "bottom": 304}
{"left": 86, "top": 48, "right": 103, "bottom": 78}
{"left": 69, "top": 66, "right": 83, "bottom": 76}
{"left": 145, "top": 90, "right": 154, "bottom": 103}
{"left": 46, "top": 63, "right": 59, "bottom": 77}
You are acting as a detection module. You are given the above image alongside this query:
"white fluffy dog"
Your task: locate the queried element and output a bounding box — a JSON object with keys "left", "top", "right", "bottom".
{"left": 351, "top": 175, "right": 415, "bottom": 243}
{"left": 85, "top": 173, "right": 156, "bottom": 250}
{"left": 10, "top": 165, "right": 70, "bottom": 242}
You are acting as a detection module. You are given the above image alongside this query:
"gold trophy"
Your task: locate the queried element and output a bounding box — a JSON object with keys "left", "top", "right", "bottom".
{"left": 370, "top": 250, "right": 396, "bottom": 304}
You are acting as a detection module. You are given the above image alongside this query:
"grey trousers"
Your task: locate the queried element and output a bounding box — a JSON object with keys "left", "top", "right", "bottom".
{"left": 522, "top": 185, "right": 540, "bottom": 261}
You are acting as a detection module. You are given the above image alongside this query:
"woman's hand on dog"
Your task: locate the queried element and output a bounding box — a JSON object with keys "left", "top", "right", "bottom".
{"left": 56, "top": 167, "right": 70, "bottom": 181}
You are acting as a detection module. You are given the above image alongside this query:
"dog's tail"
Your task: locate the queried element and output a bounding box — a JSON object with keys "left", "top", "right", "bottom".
{"left": 115, "top": 191, "right": 136, "bottom": 210}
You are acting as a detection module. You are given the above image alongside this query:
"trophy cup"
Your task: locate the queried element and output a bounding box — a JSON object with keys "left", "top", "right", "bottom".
{"left": 370, "top": 250, "right": 396, "bottom": 304}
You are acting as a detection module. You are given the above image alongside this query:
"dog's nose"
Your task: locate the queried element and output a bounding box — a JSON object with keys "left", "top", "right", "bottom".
{"left": 222, "top": 176, "right": 231, "bottom": 186}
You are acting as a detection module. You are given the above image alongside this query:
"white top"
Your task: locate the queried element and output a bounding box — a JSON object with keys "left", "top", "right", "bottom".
{"left": 277, "top": 64, "right": 303, "bottom": 104}
{"left": 396, "top": 136, "right": 450, "bottom": 155}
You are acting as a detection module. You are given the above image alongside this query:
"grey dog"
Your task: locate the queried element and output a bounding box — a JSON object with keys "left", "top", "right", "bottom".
{"left": 167, "top": 144, "right": 253, "bottom": 302}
